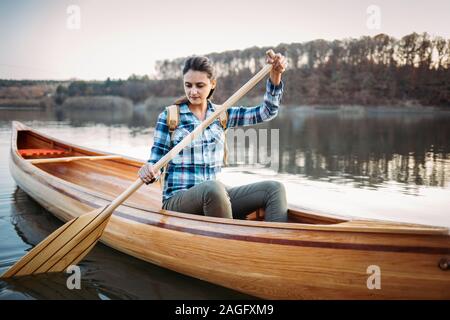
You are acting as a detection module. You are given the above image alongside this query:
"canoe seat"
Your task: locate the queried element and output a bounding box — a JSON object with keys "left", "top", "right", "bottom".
{"left": 18, "top": 149, "right": 69, "bottom": 158}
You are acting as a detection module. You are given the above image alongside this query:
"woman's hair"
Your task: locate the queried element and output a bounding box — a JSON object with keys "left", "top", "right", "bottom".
{"left": 174, "top": 56, "right": 216, "bottom": 105}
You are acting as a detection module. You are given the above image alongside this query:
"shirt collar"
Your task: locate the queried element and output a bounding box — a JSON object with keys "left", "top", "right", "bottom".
{"left": 179, "top": 103, "right": 190, "bottom": 114}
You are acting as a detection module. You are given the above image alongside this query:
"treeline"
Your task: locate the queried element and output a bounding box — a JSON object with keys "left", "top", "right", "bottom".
{"left": 2, "top": 32, "right": 449, "bottom": 107}
{"left": 0, "top": 79, "right": 63, "bottom": 87}
{"left": 52, "top": 76, "right": 182, "bottom": 104}
{"left": 154, "top": 32, "right": 450, "bottom": 106}
{"left": 0, "top": 80, "right": 60, "bottom": 99}
{"left": 0, "top": 80, "right": 60, "bottom": 108}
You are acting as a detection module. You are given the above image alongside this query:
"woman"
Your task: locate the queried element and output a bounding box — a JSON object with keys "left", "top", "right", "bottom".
{"left": 139, "top": 52, "right": 288, "bottom": 222}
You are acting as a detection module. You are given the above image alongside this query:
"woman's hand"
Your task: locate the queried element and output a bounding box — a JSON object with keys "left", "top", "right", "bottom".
{"left": 138, "top": 163, "right": 159, "bottom": 185}
{"left": 267, "top": 52, "right": 288, "bottom": 86}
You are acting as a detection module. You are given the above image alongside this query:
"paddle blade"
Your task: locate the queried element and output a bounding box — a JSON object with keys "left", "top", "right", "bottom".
{"left": 1, "top": 205, "right": 111, "bottom": 279}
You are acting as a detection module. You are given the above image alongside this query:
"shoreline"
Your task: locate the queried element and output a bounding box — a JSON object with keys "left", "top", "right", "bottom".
{"left": 0, "top": 96, "right": 449, "bottom": 113}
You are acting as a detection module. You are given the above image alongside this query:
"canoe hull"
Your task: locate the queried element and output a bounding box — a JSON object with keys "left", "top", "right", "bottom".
{"left": 8, "top": 122, "right": 450, "bottom": 299}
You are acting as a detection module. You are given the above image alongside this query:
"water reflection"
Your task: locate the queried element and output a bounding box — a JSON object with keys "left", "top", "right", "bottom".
{"left": 270, "top": 109, "right": 450, "bottom": 191}
{"left": 1, "top": 105, "right": 449, "bottom": 194}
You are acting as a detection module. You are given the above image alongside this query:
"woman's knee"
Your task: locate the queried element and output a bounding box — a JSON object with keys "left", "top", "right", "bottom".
{"left": 202, "top": 180, "right": 229, "bottom": 201}
{"left": 262, "top": 180, "right": 286, "bottom": 195}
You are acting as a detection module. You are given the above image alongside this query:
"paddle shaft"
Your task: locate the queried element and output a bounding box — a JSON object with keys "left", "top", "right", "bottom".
{"left": 107, "top": 60, "right": 274, "bottom": 213}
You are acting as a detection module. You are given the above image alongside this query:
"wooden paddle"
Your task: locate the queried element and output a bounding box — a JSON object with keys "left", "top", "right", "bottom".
{"left": 1, "top": 50, "right": 277, "bottom": 278}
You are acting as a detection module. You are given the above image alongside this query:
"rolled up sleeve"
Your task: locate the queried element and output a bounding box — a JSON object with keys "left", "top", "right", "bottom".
{"left": 227, "top": 78, "right": 284, "bottom": 128}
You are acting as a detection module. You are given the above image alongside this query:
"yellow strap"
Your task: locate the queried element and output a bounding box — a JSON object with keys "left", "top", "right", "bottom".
{"left": 160, "top": 105, "right": 179, "bottom": 190}
{"left": 218, "top": 110, "right": 229, "bottom": 166}
{"left": 218, "top": 110, "right": 228, "bottom": 129}
{"left": 166, "top": 104, "right": 180, "bottom": 134}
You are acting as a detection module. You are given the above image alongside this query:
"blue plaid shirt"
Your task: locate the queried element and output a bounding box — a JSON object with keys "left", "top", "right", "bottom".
{"left": 148, "top": 79, "right": 284, "bottom": 202}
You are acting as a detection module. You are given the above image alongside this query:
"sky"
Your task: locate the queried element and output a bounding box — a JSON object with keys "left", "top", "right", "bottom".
{"left": 0, "top": 0, "right": 449, "bottom": 80}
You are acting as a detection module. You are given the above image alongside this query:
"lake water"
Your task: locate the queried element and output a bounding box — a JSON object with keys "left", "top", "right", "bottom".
{"left": 0, "top": 105, "right": 449, "bottom": 299}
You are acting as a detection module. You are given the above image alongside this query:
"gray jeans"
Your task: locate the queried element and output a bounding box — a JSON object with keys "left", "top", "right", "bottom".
{"left": 162, "top": 180, "right": 288, "bottom": 222}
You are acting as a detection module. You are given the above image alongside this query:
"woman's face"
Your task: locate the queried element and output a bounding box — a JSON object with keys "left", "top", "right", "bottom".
{"left": 183, "top": 70, "right": 216, "bottom": 105}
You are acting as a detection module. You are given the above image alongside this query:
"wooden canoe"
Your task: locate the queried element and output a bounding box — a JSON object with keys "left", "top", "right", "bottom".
{"left": 8, "top": 121, "right": 450, "bottom": 299}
